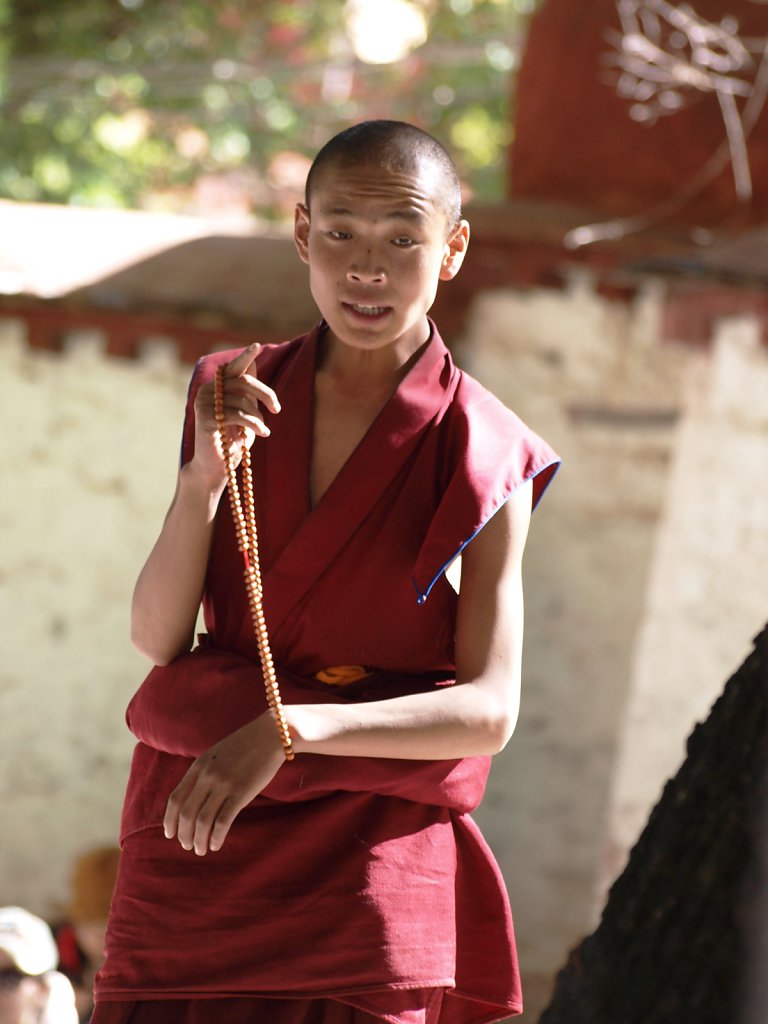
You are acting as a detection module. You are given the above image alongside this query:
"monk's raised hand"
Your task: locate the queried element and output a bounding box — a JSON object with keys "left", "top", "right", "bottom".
{"left": 163, "top": 713, "right": 285, "bottom": 856}
{"left": 192, "top": 342, "right": 281, "bottom": 481}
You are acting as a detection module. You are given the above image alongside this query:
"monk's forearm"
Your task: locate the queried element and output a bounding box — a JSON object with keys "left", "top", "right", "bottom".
{"left": 131, "top": 463, "right": 225, "bottom": 665}
{"left": 285, "top": 677, "right": 519, "bottom": 760}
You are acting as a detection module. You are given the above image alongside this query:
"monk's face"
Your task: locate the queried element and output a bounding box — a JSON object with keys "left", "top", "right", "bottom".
{"left": 294, "top": 157, "right": 469, "bottom": 359}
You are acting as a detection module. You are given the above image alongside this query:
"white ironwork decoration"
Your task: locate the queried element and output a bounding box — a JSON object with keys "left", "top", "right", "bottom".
{"left": 566, "top": 0, "right": 768, "bottom": 248}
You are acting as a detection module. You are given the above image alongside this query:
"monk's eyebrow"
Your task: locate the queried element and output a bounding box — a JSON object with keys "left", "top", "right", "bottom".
{"left": 385, "top": 208, "right": 426, "bottom": 223}
{"left": 320, "top": 204, "right": 426, "bottom": 223}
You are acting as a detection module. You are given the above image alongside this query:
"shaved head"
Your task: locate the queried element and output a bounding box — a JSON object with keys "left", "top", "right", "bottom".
{"left": 305, "top": 120, "right": 462, "bottom": 229}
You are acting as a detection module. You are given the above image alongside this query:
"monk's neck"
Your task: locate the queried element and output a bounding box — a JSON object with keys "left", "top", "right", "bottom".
{"left": 317, "top": 328, "right": 431, "bottom": 394}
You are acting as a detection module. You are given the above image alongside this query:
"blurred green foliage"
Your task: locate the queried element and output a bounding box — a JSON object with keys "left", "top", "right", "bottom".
{"left": 1, "top": 0, "right": 537, "bottom": 216}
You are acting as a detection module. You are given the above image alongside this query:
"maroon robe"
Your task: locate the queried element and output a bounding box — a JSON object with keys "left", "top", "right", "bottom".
{"left": 95, "top": 322, "right": 560, "bottom": 1023}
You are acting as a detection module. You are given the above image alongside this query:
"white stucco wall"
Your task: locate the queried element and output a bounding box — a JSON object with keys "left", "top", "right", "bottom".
{"left": 0, "top": 319, "right": 190, "bottom": 916}
{"left": 603, "top": 315, "right": 768, "bottom": 888}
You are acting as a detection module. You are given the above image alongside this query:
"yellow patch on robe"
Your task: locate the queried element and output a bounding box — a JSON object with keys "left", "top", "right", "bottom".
{"left": 315, "top": 665, "right": 371, "bottom": 686}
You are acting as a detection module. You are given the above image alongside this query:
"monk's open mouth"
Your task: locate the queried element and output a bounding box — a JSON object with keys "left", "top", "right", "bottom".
{"left": 344, "top": 302, "right": 391, "bottom": 319}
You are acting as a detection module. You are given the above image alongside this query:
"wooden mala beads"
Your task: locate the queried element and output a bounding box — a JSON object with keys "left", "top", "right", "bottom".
{"left": 214, "top": 364, "right": 295, "bottom": 761}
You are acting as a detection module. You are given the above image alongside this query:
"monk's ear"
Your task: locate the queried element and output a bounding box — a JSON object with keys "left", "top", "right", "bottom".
{"left": 439, "top": 219, "right": 470, "bottom": 281}
{"left": 294, "top": 203, "right": 311, "bottom": 265}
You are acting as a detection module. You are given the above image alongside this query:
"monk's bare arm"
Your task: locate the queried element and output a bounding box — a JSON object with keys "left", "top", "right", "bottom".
{"left": 287, "top": 478, "right": 532, "bottom": 759}
{"left": 130, "top": 466, "right": 225, "bottom": 665}
{"left": 131, "top": 344, "right": 279, "bottom": 665}
{"left": 164, "top": 480, "right": 531, "bottom": 854}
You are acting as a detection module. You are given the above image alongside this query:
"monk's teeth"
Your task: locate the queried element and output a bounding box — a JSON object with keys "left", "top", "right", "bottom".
{"left": 351, "top": 304, "right": 387, "bottom": 315}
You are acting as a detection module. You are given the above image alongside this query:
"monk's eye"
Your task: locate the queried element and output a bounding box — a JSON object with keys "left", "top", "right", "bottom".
{"left": 328, "top": 229, "right": 351, "bottom": 240}
{"left": 392, "top": 236, "right": 415, "bottom": 248}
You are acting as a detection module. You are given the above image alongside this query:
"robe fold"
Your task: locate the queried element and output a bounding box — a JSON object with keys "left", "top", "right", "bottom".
{"left": 96, "top": 321, "right": 560, "bottom": 1024}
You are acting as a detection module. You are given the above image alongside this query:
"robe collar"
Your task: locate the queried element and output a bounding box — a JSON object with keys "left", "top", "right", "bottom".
{"left": 259, "top": 319, "right": 458, "bottom": 640}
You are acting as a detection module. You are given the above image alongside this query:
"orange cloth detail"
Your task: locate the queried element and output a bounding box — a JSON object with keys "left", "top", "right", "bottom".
{"left": 314, "top": 665, "right": 370, "bottom": 686}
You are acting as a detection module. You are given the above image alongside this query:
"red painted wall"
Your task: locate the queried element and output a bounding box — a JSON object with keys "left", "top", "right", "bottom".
{"left": 510, "top": 0, "right": 768, "bottom": 226}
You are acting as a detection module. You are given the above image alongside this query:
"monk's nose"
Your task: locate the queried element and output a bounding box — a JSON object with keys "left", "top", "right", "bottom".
{"left": 348, "top": 250, "right": 384, "bottom": 283}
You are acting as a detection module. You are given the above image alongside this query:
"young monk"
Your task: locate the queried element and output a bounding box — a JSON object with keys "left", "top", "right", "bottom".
{"left": 92, "top": 121, "right": 560, "bottom": 1024}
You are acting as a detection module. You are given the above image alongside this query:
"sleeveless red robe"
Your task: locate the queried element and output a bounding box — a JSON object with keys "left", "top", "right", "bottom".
{"left": 94, "top": 323, "right": 560, "bottom": 1023}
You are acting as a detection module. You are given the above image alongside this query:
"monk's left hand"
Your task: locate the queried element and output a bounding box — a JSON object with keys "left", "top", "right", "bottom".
{"left": 164, "top": 713, "right": 285, "bottom": 855}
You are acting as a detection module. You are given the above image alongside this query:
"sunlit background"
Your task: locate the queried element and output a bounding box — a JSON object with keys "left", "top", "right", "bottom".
{"left": 4, "top": 3, "right": 768, "bottom": 1021}
{"left": 0, "top": 0, "right": 537, "bottom": 218}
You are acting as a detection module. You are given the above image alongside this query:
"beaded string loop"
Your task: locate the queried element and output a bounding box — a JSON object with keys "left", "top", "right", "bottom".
{"left": 214, "top": 364, "right": 295, "bottom": 761}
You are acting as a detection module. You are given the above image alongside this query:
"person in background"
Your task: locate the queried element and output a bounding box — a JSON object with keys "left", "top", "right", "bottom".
{"left": 0, "top": 906, "right": 77, "bottom": 1024}
{"left": 53, "top": 848, "right": 120, "bottom": 1023}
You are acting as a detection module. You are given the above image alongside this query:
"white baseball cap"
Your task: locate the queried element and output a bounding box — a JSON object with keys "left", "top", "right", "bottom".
{"left": 0, "top": 907, "right": 58, "bottom": 976}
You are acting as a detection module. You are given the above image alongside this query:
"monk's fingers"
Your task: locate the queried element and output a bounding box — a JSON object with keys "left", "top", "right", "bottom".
{"left": 189, "top": 792, "right": 220, "bottom": 857}
{"left": 218, "top": 406, "right": 268, "bottom": 442}
{"left": 239, "top": 373, "right": 281, "bottom": 415}
{"left": 175, "top": 785, "right": 218, "bottom": 853}
{"left": 169, "top": 719, "right": 285, "bottom": 854}
{"left": 223, "top": 342, "right": 261, "bottom": 378}
{"left": 222, "top": 374, "right": 280, "bottom": 419}
{"left": 205, "top": 796, "right": 242, "bottom": 855}
{"left": 195, "top": 370, "right": 279, "bottom": 435}
{"left": 199, "top": 395, "right": 267, "bottom": 445}
{"left": 173, "top": 752, "right": 241, "bottom": 854}
{"left": 189, "top": 779, "right": 248, "bottom": 855}
{"left": 163, "top": 762, "right": 205, "bottom": 842}
{"left": 216, "top": 384, "right": 278, "bottom": 441}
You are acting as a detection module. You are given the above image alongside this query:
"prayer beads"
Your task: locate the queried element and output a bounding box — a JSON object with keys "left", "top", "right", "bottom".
{"left": 214, "top": 364, "right": 295, "bottom": 761}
